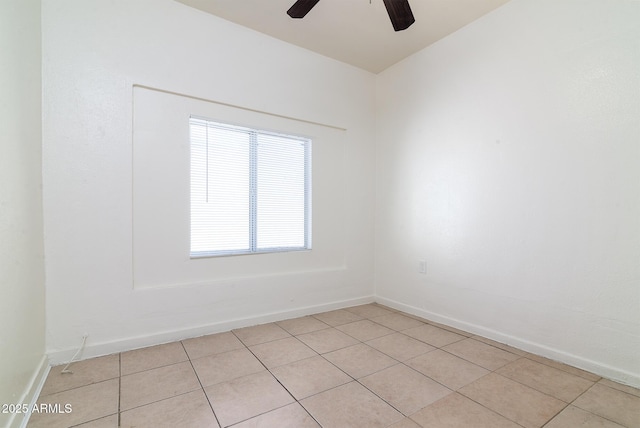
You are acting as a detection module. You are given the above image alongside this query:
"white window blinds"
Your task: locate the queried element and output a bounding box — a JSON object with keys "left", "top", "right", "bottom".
{"left": 190, "top": 117, "right": 312, "bottom": 257}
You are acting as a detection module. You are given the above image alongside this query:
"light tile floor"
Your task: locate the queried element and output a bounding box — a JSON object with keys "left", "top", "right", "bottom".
{"left": 28, "top": 304, "right": 640, "bottom": 428}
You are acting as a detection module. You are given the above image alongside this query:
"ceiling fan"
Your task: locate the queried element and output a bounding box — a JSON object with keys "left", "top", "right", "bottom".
{"left": 287, "top": 0, "right": 415, "bottom": 32}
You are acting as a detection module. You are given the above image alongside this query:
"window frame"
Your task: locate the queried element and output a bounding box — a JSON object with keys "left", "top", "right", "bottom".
{"left": 189, "top": 116, "right": 312, "bottom": 258}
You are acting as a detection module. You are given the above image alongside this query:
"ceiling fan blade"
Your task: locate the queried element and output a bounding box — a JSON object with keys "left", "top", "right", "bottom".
{"left": 382, "top": 0, "right": 415, "bottom": 31}
{"left": 287, "top": 0, "right": 321, "bottom": 19}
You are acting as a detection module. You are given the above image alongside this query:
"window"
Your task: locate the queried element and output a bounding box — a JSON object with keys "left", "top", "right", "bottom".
{"left": 190, "top": 117, "right": 312, "bottom": 257}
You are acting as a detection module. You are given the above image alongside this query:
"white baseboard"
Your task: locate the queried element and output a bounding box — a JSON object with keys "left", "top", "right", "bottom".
{"left": 47, "top": 295, "right": 375, "bottom": 365}
{"left": 4, "top": 356, "right": 50, "bottom": 428}
{"left": 376, "top": 296, "right": 640, "bottom": 389}
{"left": 42, "top": 293, "right": 640, "bottom": 389}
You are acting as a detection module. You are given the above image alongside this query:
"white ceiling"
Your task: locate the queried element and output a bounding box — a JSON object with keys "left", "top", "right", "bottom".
{"left": 175, "top": 0, "right": 511, "bottom": 73}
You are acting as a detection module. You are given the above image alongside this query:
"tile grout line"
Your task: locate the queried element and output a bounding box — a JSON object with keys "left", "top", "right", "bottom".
{"left": 451, "top": 362, "right": 604, "bottom": 428}
{"left": 489, "top": 361, "right": 595, "bottom": 403}
{"left": 524, "top": 355, "right": 602, "bottom": 383}
{"left": 180, "top": 340, "right": 223, "bottom": 428}
{"left": 289, "top": 324, "right": 440, "bottom": 422}
{"left": 116, "top": 390, "right": 205, "bottom": 418}
{"left": 232, "top": 324, "right": 293, "bottom": 349}
{"left": 567, "top": 382, "right": 634, "bottom": 428}
{"left": 439, "top": 390, "right": 530, "bottom": 428}
{"left": 307, "top": 317, "right": 473, "bottom": 412}
{"left": 592, "top": 381, "right": 640, "bottom": 400}
{"left": 238, "top": 319, "right": 415, "bottom": 426}
{"left": 448, "top": 356, "right": 570, "bottom": 428}
{"left": 232, "top": 329, "right": 325, "bottom": 428}
{"left": 340, "top": 320, "right": 567, "bottom": 427}
{"left": 274, "top": 316, "right": 626, "bottom": 428}
{"left": 452, "top": 372, "right": 536, "bottom": 428}
{"left": 290, "top": 326, "right": 467, "bottom": 425}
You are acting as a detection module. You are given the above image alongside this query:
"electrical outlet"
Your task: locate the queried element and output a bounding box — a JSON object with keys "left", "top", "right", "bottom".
{"left": 418, "top": 259, "right": 427, "bottom": 274}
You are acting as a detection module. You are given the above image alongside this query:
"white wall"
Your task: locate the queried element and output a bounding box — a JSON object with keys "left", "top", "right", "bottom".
{"left": 42, "top": 0, "right": 376, "bottom": 361}
{"left": 0, "top": 0, "right": 47, "bottom": 426}
{"left": 41, "top": 0, "right": 639, "bottom": 388}
{"left": 375, "top": 0, "right": 640, "bottom": 386}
